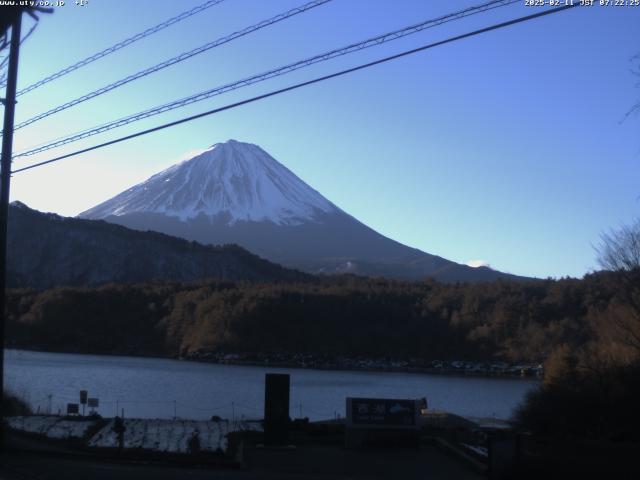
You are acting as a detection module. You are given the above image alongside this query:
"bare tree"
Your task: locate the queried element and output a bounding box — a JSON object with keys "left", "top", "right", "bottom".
{"left": 593, "top": 219, "right": 640, "bottom": 364}
{"left": 626, "top": 53, "right": 640, "bottom": 120}
{"left": 0, "top": 7, "right": 50, "bottom": 89}
{"left": 0, "top": 6, "right": 51, "bottom": 54}
{"left": 596, "top": 218, "right": 640, "bottom": 271}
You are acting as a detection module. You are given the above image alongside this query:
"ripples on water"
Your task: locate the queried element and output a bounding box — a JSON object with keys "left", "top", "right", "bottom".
{"left": 5, "top": 349, "right": 539, "bottom": 421}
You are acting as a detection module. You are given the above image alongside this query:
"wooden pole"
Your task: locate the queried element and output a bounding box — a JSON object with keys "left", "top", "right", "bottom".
{"left": 0, "top": 11, "right": 22, "bottom": 448}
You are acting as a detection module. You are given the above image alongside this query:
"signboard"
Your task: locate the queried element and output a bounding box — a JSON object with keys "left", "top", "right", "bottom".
{"left": 87, "top": 398, "right": 99, "bottom": 408}
{"left": 80, "top": 390, "right": 88, "bottom": 405}
{"left": 67, "top": 403, "right": 79, "bottom": 415}
{"left": 346, "top": 398, "right": 418, "bottom": 429}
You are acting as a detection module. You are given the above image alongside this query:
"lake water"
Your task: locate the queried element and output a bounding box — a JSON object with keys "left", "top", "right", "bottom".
{"left": 4, "top": 349, "right": 539, "bottom": 421}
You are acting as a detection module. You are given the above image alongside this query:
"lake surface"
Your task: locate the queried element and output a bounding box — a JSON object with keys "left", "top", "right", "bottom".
{"left": 4, "top": 349, "right": 539, "bottom": 421}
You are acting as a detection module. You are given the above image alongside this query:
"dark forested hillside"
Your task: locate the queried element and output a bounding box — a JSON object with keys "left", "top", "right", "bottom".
{"left": 4, "top": 270, "right": 633, "bottom": 365}
{"left": 7, "top": 202, "right": 311, "bottom": 288}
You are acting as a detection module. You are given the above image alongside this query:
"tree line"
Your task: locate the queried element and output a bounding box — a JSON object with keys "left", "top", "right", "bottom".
{"left": 3, "top": 269, "right": 633, "bottom": 366}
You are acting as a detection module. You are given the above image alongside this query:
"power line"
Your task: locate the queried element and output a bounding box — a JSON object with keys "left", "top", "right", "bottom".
{"left": 12, "top": 0, "right": 332, "bottom": 131}
{"left": 6, "top": 0, "right": 228, "bottom": 94}
{"left": 14, "top": 0, "right": 518, "bottom": 159}
{"left": 11, "top": 3, "right": 578, "bottom": 175}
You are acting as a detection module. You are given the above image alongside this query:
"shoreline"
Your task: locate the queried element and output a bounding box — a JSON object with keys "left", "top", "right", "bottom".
{"left": 5, "top": 347, "right": 543, "bottom": 381}
{"left": 184, "top": 350, "right": 543, "bottom": 379}
{"left": 184, "top": 357, "right": 543, "bottom": 380}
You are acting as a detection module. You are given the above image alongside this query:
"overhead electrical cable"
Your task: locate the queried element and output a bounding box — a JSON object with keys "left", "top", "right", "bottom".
{"left": 11, "top": 3, "right": 578, "bottom": 175}
{"left": 14, "top": 0, "right": 518, "bottom": 158}
{"left": 12, "top": 0, "right": 333, "bottom": 130}
{"left": 8, "top": 0, "right": 229, "bottom": 94}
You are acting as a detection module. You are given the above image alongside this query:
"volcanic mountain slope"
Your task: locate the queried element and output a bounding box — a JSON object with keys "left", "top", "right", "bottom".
{"left": 80, "top": 139, "right": 520, "bottom": 283}
{"left": 7, "top": 201, "right": 310, "bottom": 289}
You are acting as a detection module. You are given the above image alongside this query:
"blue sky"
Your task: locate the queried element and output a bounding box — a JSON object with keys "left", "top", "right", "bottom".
{"left": 7, "top": 0, "right": 640, "bottom": 279}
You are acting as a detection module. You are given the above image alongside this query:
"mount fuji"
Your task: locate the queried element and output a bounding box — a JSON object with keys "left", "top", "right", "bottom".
{"left": 80, "top": 140, "right": 517, "bottom": 282}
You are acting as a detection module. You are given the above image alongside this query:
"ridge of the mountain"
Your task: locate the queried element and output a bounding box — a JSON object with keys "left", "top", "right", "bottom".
{"left": 79, "top": 139, "right": 525, "bottom": 283}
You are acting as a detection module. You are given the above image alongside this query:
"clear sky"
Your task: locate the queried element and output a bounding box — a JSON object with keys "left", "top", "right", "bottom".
{"left": 6, "top": 0, "right": 640, "bottom": 279}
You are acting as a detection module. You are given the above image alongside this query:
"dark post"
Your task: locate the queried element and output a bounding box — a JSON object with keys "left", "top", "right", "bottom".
{"left": 264, "top": 373, "right": 290, "bottom": 445}
{"left": 80, "top": 390, "right": 87, "bottom": 416}
{"left": 0, "top": 10, "right": 22, "bottom": 443}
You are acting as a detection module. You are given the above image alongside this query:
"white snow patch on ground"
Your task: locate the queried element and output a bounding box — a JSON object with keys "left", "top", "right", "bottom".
{"left": 87, "top": 418, "right": 259, "bottom": 454}
{"left": 234, "top": 420, "right": 263, "bottom": 432}
{"left": 7, "top": 415, "right": 262, "bottom": 454}
{"left": 6, "top": 416, "right": 95, "bottom": 439}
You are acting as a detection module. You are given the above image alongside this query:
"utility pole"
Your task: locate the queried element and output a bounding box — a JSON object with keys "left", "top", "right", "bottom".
{"left": 0, "top": 9, "right": 22, "bottom": 444}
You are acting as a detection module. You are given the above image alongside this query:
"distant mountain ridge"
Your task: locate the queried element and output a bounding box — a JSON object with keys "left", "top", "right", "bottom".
{"left": 80, "top": 139, "right": 523, "bottom": 283}
{"left": 7, "top": 201, "right": 310, "bottom": 289}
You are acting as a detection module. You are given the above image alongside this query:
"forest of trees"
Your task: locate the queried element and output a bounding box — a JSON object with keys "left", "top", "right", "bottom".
{"left": 3, "top": 268, "right": 634, "bottom": 367}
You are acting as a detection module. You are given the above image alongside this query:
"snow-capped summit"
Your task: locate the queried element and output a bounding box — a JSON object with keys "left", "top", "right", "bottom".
{"left": 81, "top": 139, "right": 338, "bottom": 226}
